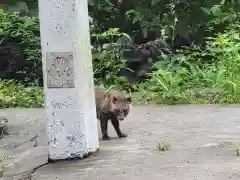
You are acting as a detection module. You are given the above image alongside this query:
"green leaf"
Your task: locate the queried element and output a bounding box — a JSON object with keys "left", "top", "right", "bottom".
{"left": 151, "top": 0, "right": 161, "bottom": 6}
{"left": 121, "top": 33, "right": 132, "bottom": 42}
{"left": 201, "top": 7, "right": 210, "bottom": 15}
{"left": 142, "top": 28, "right": 148, "bottom": 38}
{"left": 210, "top": 5, "right": 222, "bottom": 16}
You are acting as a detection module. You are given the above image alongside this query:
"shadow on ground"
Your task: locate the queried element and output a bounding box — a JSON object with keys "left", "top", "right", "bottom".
{"left": 1, "top": 105, "right": 240, "bottom": 180}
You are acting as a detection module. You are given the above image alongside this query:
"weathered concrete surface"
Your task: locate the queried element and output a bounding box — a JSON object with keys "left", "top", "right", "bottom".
{"left": 1, "top": 105, "right": 240, "bottom": 180}
{"left": 0, "top": 108, "right": 48, "bottom": 180}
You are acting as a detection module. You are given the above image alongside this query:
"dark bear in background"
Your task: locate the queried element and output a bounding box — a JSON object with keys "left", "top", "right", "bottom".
{"left": 170, "top": 32, "right": 194, "bottom": 50}
{"left": 119, "top": 44, "right": 157, "bottom": 84}
{"left": 119, "top": 32, "right": 194, "bottom": 84}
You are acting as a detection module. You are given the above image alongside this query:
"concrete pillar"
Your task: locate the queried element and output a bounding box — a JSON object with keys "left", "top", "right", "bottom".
{"left": 38, "top": 0, "right": 99, "bottom": 161}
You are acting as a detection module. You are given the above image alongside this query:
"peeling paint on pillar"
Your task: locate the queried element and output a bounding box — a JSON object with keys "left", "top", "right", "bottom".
{"left": 38, "top": 0, "right": 99, "bottom": 160}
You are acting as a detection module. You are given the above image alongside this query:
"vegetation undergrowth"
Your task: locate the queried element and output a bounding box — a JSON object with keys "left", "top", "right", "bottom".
{"left": 156, "top": 137, "right": 170, "bottom": 152}
{"left": 0, "top": 80, "right": 43, "bottom": 108}
{"left": 0, "top": 1, "right": 240, "bottom": 107}
{"left": 135, "top": 26, "right": 240, "bottom": 104}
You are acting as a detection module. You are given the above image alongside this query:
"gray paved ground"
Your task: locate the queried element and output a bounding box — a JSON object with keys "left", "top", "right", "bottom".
{"left": 1, "top": 105, "right": 240, "bottom": 180}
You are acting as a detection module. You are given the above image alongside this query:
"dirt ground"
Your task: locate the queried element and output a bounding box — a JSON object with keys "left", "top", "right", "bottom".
{"left": 1, "top": 105, "right": 240, "bottom": 180}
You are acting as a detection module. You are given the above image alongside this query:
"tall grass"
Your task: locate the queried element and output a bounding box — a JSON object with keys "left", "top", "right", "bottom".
{"left": 134, "top": 26, "right": 240, "bottom": 104}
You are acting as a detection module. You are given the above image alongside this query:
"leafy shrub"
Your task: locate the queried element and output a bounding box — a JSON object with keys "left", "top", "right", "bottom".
{"left": 92, "top": 28, "right": 133, "bottom": 91}
{"left": 0, "top": 3, "right": 240, "bottom": 107}
{"left": 0, "top": 79, "right": 43, "bottom": 108}
{"left": 137, "top": 24, "right": 240, "bottom": 104}
{"left": 0, "top": 8, "right": 42, "bottom": 83}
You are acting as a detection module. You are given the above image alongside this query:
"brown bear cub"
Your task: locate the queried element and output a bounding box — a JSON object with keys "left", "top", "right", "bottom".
{"left": 95, "top": 87, "right": 132, "bottom": 140}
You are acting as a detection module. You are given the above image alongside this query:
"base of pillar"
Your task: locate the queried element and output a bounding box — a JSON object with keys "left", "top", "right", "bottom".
{"left": 47, "top": 147, "right": 100, "bottom": 163}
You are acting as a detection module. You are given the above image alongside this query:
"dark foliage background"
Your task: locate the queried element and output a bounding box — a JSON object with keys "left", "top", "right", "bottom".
{"left": 0, "top": 0, "right": 240, "bottom": 106}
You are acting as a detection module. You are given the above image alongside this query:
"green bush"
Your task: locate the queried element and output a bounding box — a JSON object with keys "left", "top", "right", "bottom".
{"left": 136, "top": 24, "right": 240, "bottom": 104}
{"left": 92, "top": 28, "right": 133, "bottom": 91}
{"left": 0, "top": 79, "right": 43, "bottom": 108}
{"left": 0, "top": 3, "right": 240, "bottom": 107}
{"left": 0, "top": 8, "right": 42, "bottom": 83}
